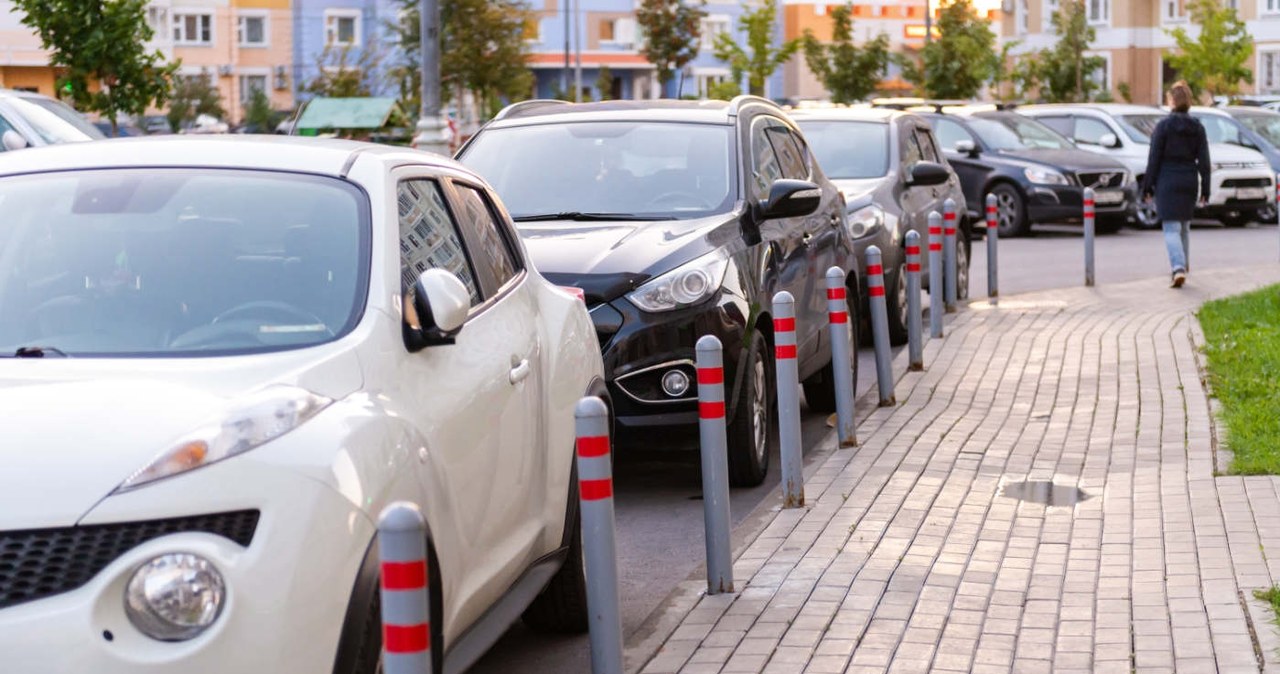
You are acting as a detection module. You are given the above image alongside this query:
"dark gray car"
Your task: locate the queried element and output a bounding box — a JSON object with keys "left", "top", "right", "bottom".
{"left": 792, "top": 107, "right": 971, "bottom": 345}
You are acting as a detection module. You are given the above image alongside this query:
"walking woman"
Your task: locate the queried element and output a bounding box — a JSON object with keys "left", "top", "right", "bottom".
{"left": 1140, "top": 81, "right": 1211, "bottom": 288}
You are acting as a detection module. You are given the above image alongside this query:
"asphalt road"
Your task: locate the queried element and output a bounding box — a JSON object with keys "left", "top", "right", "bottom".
{"left": 468, "top": 220, "right": 1279, "bottom": 674}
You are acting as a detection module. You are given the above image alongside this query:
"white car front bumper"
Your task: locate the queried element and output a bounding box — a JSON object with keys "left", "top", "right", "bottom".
{"left": 1205, "top": 165, "right": 1274, "bottom": 208}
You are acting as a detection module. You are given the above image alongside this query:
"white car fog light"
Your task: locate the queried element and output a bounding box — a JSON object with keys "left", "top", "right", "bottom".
{"left": 661, "top": 370, "right": 691, "bottom": 397}
{"left": 125, "top": 553, "right": 225, "bottom": 641}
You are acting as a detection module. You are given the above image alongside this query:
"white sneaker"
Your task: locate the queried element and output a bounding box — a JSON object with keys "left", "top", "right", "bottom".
{"left": 1172, "top": 271, "right": 1186, "bottom": 288}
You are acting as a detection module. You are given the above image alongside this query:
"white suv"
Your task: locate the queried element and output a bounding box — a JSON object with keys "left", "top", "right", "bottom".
{"left": 1019, "top": 103, "right": 1274, "bottom": 227}
{"left": 0, "top": 137, "right": 605, "bottom": 673}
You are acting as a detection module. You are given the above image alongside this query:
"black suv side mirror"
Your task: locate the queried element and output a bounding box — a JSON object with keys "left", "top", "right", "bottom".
{"left": 908, "top": 161, "right": 951, "bottom": 186}
{"left": 757, "top": 179, "right": 822, "bottom": 221}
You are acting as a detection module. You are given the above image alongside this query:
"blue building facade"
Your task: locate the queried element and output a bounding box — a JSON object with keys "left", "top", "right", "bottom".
{"left": 292, "top": 0, "right": 400, "bottom": 99}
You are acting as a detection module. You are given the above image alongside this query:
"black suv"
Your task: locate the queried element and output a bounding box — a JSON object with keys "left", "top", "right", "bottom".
{"left": 915, "top": 106, "right": 1136, "bottom": 237}
{"left": 457, "top": 97, "right": 860, "bottom": 486}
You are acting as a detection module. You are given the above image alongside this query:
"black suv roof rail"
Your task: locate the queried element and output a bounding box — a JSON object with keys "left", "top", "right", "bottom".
{"left": 727, "top": 94, "right": 784, "bottom": 116}
{"left": 493, "top": 99, "right": 572, "bottom": 121}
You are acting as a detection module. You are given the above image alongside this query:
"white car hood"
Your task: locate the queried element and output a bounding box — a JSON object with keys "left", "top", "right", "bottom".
{"left": 1209, "top": 143, "right": 1267, "bottom": 164}
{"left": 0, "top": 350, "right": 362, "bottom": 529}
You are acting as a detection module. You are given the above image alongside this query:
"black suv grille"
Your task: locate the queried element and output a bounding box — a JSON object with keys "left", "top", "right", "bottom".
{"left": 1075, "top": 171, "right": 1126, "bottom": 189}
{"left": 0, "top": 510, "right": 259, "bottom": 610}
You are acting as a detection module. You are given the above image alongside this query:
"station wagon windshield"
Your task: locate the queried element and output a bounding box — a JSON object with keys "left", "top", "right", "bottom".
{"left": 795, "top": 121, "right": 889, "bottom": 179}
{"left": 462, "top": 122, "right": 734, "bottom": 220}
{"left": 0, "top": 169, "right": 368, "bottom": 356}
{"left": 968, "top": 117, "right": 1069, "bottom": 151}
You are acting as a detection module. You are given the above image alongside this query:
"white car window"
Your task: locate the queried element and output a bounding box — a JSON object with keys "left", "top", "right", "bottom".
{"left": 397, "top": 179, "right": 482, "bottom": 307}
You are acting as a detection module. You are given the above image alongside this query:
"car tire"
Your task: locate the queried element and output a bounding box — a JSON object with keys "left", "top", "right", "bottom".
{"left": 1096, "top": 216, "right": 1124, "bottom": 234}
{"left": 884, "top": 261, "right": 909, "bottom": 346}
{"left": 955, "top": 237, "right": 970, "bottom": 301}
{"left": 1221, "top": 211, "right": 1250, "bottom": 227}
{"left": 343, "top": 542, "right": 445, "bottom": 674}
{"left": 802, "top": 304, "right": 860, "bottom": 413}
{"left": 1257, "top": 203, "right": 1278, "bottom": 225}
{"left": 521, "top": 484, "right": 589, "bottom": 633}
{"left": 727, "top": 332, "right": 771, "bottom": 487}
{"left": 991, "top": 184, "right": 1029, "bottom": 237}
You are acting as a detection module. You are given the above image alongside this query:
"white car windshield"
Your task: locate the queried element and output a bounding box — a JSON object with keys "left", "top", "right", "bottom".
{"left": 7, "top": 96, "right": 105, "bottom": 143}
{"left": 795, "top": 121, "right": 889, "bottom": 179}
{"left": 0, "top": 169, "right": 368, "bottom": 356}
{"left": 462, "top": 122, "right": 734, "bottom": 220}
{"left": 978, "top": 115, "right": 1072, "bottom": 150}
{"left": 1117, "top": 114, "right": 1161, "bottom": 143}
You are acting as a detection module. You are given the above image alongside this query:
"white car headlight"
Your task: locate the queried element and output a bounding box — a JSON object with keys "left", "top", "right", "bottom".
{"left": 118, "top": 386, "right": 331, "bottom": 491}
{"left": 847, "top": 205, "right": 885, "bottom": 239}
{"left": 125, "top": 553, "right": 225, "bottom": 641}
{"left": 626, "top": 251, "right": 730, "bottom": 313}
{"left": 1024, "top": 167, "right": 1069, "bottom": 185}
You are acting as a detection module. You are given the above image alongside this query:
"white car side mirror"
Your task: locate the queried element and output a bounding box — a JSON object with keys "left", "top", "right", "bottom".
{"left": 406, "top": 268, "right": 470, "bottom": 349}
{"left": 2, "top": 130, "right": 29, "bottom": 151}
{"left": 1099, "top": 132, "right": 1119, "bottom": 148}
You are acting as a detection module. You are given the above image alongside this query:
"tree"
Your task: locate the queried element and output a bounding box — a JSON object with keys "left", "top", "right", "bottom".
{"left": 596, "top": 66, "right": 615, "bottom": 101}
{"left": 801, "top": 4, "right": 890, "bottom": 104}
{"left": 1033, "top": 0, "right": 1106, "bottom": 103}
{"left": 636, "top": 0, "right": 706, "bottom": 92}
{"left": 707, "top": 80, "right": 742, "bottom": 99}
{"left": 11, "top": 0, "right": 177, "bottom": 134}
{"left": 1165, "top": 0, "right": 1252, "bottom": 98}
{"left": 304, "top": 44, "right": 387, "bottom": 98}
{"left": 392, "top": 0, "right": 533, "bottom": 120}
{"left": 166, "top": 74, "right": 224, "bottom": 133}
{"left": 713, "top": 0, "right": 799, "bottom": 97}
{"left": 899, "top": 0, "right": 996, "bottom": 99}
{"left": 243, "top": 88, "right": 274, "bottom": 132}
{"left": 989, "top": 40, "right": 1022, "bottom": 102}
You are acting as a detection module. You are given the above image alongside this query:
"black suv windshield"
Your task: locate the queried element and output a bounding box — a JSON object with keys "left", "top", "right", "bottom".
{"left": 461, "top": 121, "right": 734, "bottom": 220}
{"left": 0, "top": 169, "right": 368, "bottom": 356}
{"left": 977, "top": 114, "right": 1072, "bottom": 150}
{"left": 795, "top": 121, "right": 889, "bottom": 179}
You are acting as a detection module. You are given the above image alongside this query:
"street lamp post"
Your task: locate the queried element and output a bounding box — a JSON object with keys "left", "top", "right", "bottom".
{"left": 925, "top": 0, "right": 932, "bottom": 45}
{"left": 413, "top": 0, "right": 450, "bottom": 155}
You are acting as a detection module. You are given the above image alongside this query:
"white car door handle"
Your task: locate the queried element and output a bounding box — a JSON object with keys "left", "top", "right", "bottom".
{"left": 509, "top": 359, "right": 531, "bottom": 384}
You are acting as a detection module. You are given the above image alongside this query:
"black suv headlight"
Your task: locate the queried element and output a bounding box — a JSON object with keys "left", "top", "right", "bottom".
{"left": 625, "top": 251, "right": 730, "bottom": 313}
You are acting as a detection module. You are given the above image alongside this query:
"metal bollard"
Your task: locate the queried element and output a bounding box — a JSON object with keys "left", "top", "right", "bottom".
{"left": 695, "top": 336, "right": 734, "bottom": 595}
{"left": 866, "top": 246, "right": 896, "bottom": 407}
{"left": 824, "top": 267, "right": 857, "bottom": 448}
{"left": 575, "top": 397, "right": 624, "bottom": 674}
{"left": 943, "top": 198, "right": 958, "bottom": 314}
{"left": 772, "top": 292, "right": 804, "bottom": 508}
{"left": 378, "top": 502, "right": 432, "bottom": 674}
{"left": 927, "top": 212, "right": 944, "bottom": 339}
{"left": 905, "top": 231, "right": 923, "bottom": 372}
{"left": 1083, "top": 187, "right": 1096, "bottom": 287}
{"left": 986, "top": 193, "right": 999, "bottom": 304}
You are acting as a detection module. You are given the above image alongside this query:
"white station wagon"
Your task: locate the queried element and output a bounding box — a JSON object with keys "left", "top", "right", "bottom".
{"left": 0, "top": 137, "right": 605, "bottom": 673}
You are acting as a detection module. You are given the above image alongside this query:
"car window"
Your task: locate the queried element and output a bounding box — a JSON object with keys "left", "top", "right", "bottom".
{"left": 0, "top": 114, "right": 18, "bottom": 152}
{"left": 966, "top": 118, "right": 1030, "bottom": 150}
{"left": 1035, "top": 116, "right": 1073, "bottom": 136}
{"left": 982, "top": 114, "right": 1073, "bottom": 149}
{"left": 915, "top": 127, "right": 941, "bottom": 162}
{"left": 1195, "top": 114, "right": 1244, "bottom": 145}
{"left": 1075, "top": 117, "right": 1115, "bottom": 146}
{"left": 451, "top": 183, "right": 522, "bottom": 294}
{"left": 795, "top": 120, "right": 889, "bottom": 179}
{"left": 397, "top": 179, "right": 483, "bottom": 307}
{"left": 765, "top": 122, "right": 809, "bottom": 180}
{"left": 931, "top": 118, "right": 973, "bottom": 152}
{"left": 750, "top": 117, "right": 784, "bottom": 199}
{"left": 902, "top": 126, "right": 924, "bottom": 166}
{"left": 1238, "top": 113, "right": 1280, "bottom": 147}
{"left": 1116, "top": 114, "right": 1160, "bottom": 143}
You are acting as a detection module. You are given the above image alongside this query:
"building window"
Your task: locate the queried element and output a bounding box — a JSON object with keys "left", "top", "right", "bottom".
{"left": 325, "top": 10, "right": 361, "bottom": 47}
{"left": 240, "top": 74, "right": 268, "bottom": 103}
{"left": 1088, "top": 0, "right": 1109, "bottom": 24}
{"left": 146, "top": 7, "right": 169, "bottom": 36}
{"left": 1265, "top": 0, "right": 1280, "bottom": 14}
{"left": 1163, "top": 0, "right": 1187, "bottom": 22}
{"left": 1042, "top": 0, "right": 1059, "bottom": 29}
{"left": 1261, "top": 52, "right": 1280, "bottom": 93}
{"left": 523, "top": 18, "right": 542, "bottom": 43}
{"left": 700, "top": 16, "right": 729, "bottom": 49}
{"left": 238, "top": 14, "right": 268, "bottom": 46}
{"left": 1087, "top": 53, "right": 1111, "bottom": 92}
{"left": 173, "top": 12, "right": 213, "bottom": 45}
{"left": 600, "top": 18, "right": 636, "bottom": 46}
{"left": 1018, "top": 0, "right": 1029, "bottom": 34}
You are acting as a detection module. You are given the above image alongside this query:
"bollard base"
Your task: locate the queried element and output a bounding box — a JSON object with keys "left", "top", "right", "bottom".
{"left": 945, "top": 306, "right": 957, "bottom": 314}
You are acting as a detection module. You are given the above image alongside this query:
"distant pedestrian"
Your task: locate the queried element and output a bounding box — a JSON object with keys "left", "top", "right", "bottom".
{"left": 1140, "top": 80, "right": 1211, "bottom": 288}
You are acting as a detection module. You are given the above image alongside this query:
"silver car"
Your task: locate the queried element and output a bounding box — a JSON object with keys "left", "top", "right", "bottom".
{"left": 0, "top": 88, "right": 105, "bottom": 152}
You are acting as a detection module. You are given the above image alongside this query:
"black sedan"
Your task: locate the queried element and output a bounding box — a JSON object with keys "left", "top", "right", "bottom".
{"left": 919, "top": 108, "right": 1136, "bottom": 237}
{"left": 458, "top": 97, "right": 861, "bottom": 487}
{"left": 792, "top": 107, "right": 971, "bottom": 345}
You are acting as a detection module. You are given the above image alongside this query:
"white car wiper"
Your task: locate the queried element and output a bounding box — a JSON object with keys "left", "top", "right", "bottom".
{"left": 512, "top": 212, "right": 675, "bottom": 222}
{"left": 6, "top": 345, "right": 70, "bottom": 358}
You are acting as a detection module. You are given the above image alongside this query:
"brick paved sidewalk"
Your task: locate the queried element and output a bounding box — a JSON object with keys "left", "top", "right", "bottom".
{"left": 636, "top": 265, "right": 1280, "bottom": 674}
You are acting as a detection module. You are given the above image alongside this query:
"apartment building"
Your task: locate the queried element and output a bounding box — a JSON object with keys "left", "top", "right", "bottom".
{"left": 0, "top": 2, "right": 60, "bottom": 95}
{"left": 1001, "top": 0, "right": 1280, "bottom": 104}
{"left": 291, "top": 0, "right": 398, "bottom": 100}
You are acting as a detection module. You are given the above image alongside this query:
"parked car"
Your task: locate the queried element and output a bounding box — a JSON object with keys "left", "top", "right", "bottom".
{"left": 1018, "top": 103, "right": 1274, "bottom": 227}
{"left": 1191, "top": 106, "right": 1280, "bottom": 223}
{"left": 92, "top": 120, "right": 147, "bottom": 137}
{"left": 0, "top": 88, "right": 104, "bottom": 152}
{"left": 457, "top": 96, "right": 861, "bottom": 486}
{"left": 791, "top": 106, "right": 970, "bottom": 344}
{"left": 908, "top": 105, "right": 1135, "bottom": 237}
{"left": 141, "top": 115, "right": 174, "bottom": 135}
{"left": 0, "top": 137, "right": 605, "bottom": 673}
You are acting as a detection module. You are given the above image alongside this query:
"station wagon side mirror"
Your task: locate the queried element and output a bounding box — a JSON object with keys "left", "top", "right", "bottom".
{"left": 1098, "top": 132, "right": 1120, "bottom": 148}
{"left": 404, "top": 268, "right": 470, "bottom": 351}
{"left": 908, "top": 161, "right": 951, "bottom": 186}
{"left": 1, "top": 130, "right": 28, "bottom": 152}
{"left": 757, "top": 179, "right": 822, "bottom": 221}
{"left": 954, "top": 139, "right": 978, "bottom": 157}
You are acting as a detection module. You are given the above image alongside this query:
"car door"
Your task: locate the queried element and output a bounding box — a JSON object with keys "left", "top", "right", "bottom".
{"left": 1072, "top": 115, "right": 1118, "bottom": 155}
{"left": 393, "top": 172, "right": 544, "bottom": 635}
{"left": 931, "top": 117, "right": 987, "bottom": 209}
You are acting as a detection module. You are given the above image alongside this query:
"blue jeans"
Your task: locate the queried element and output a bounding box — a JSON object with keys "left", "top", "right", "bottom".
{"left": 1163, "top": 220, "right": 1190, "bottom": 273}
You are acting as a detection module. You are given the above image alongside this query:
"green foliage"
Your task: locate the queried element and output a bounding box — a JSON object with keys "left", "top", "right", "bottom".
{"left": 1255, "top": 587, "right": 1280, "bottom": 625}
{"left": 243, "top": 89, "right": 274, "bottom": 132}
{"left": 713, "top": 0, "right": 798, "bottom": 97}
{"left": 636, "top": 0, "right": 706, "bottom": 88}
{"left": 596, "top": 66, "right": 615, "bottom": 101}
{"left": 1032, "top": 0, "right": 1106, "bottom": 103}
{"left": 166, "top": 74, "right": 224, "bottom": 133}
{"left": 11, "top": 0, "right": 177, "bottom": 134}
{"left": 899, "top": 0, "right": 996, "bottom": 99}
{"left": 801, "top": 5, "right": 890, "bottom": 104}
{"left": 1165, "top": 0, "right": 1253, "bottom": 98}
{"left": 707, "top": 79, "right": 742, "bottom": 100}
{"left": 1198, "top": 284, "right": 1280, "bottom": 475}
{"left": 392, "top": 0, "right": 534, "bottom": 118}
{"left": 989, "top": 40, "right": 1024, "bottom": 102}
{"left": 304, "top": 44, "right": 387, "bottom": 98}
{"left": 1117, "top": 81, "right": 1133, "bottom": 103}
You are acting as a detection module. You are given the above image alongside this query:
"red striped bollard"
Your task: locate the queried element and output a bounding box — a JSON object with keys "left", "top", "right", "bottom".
{"left": 985, "top": 193, "right": 998, "bottom": 304}
{"left": 905, "top": 230, "right": 923, "bottom": 371}
{"left": 943, "top": 198, "right": 958, "bottom": 313}
{"left": 575, "top": 397, "right": 623, "bottom": 674}
{"left": 866, "top": 246, "right": 895, "bottom": 407}
{"left": 377, "top": 502, "right": 432, "bottom": 674}
{"left": 772, "top": 291, "right": 804, "bottom": 508}
{"left": 695, "top": 335, "right": 734, "bottom": 594}
{"left": 928, "top": 211, "right": 944, "bottom": 339}
{"left": 825, "top": 268, "right": 857, "bottom": 448}
{"left": 1083, "top": 187, "right": 1096, "bottom": 287}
